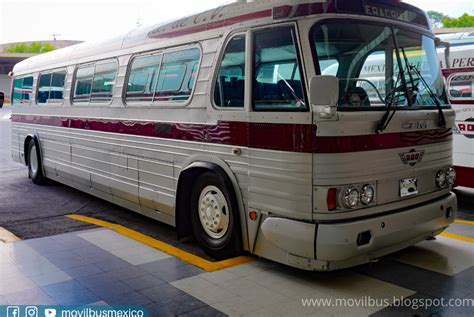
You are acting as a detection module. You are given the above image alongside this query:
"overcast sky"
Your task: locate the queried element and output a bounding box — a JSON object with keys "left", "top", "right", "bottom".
{"left": 1, "top": 0, "right": 473, "bottom": 45}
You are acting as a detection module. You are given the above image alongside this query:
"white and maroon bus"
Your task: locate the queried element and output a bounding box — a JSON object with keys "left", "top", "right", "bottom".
{"left": 7, "top": 0, "right": 457, "bottom": 271}
{"left": 440, "top": 42, "right": 474, "bottom": 188}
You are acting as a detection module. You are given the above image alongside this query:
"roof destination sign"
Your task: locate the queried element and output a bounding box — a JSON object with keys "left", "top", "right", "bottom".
{"left": 335, "top": 0, "right": 430, "bottom": 28}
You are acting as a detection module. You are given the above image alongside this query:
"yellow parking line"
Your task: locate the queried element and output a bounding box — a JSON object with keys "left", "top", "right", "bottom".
{"left": 66, "top": 214, "right": 255, "bottom": 272}
{"left": 0, "top": 227, "right": 21, "bottom": 243}
{"left": 455, "top": 219, "right": 474, "bottom": 226}
{"left": 440, "top": 232, "right": 474, "bottom": 243}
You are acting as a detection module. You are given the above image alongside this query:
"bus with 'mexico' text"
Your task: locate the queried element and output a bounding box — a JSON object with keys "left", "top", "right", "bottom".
{"left": 440, "top": 41, "right": 474, "bottom": 188}
{"left": 7, "top": 0, "right": 457, "bottom": 271}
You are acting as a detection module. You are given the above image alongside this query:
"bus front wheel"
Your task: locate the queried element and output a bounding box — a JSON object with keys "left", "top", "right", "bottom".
{"left": 28, "top": 141, "right": 46, "bottom": 185}
{"left": 190, "top": 172, "right": 242, "bottom": 260}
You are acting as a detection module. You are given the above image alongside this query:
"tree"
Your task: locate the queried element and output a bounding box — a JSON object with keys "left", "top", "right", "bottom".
{"left": 428, "top": 11, "right": 449, "bottom": 28}
{"left": 3, "top": 42, "right": 55, "bottom": 53}
{"left": 443, "top": 13, "right": 474, "bottom": 28}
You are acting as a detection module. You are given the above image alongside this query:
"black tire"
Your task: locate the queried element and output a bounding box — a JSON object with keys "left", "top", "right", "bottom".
{"left": 190, "top": 172, "right": 242, "bottom": 260}
{"left": 27, "top": 140, "right": 47, "bottom": 185}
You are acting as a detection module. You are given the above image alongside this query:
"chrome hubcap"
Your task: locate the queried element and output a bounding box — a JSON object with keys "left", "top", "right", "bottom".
{"left": 198, "top": 185, "right": 229, "bottom": 239}
{"left": 30, "top": 145, "right": 38, "bottom": 175}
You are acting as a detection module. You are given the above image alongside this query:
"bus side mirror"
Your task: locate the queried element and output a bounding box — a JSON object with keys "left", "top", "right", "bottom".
{"left": 0, "top": 92, "right": 4, "bottom": 108}
{"left": 309, "top": 76, "right": 339, "bottom": 118}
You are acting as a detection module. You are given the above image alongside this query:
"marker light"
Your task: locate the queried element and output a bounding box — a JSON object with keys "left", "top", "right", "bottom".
{"left": 273, "top": 5, "right": 292, "bottom": 19}
{"left": 249, "top": 211, "right": 258, "bottom": 221}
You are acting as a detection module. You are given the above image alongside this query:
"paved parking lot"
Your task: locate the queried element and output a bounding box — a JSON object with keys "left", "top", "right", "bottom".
{"left": 1, "top": 105, "right": 473, "bottom": 316}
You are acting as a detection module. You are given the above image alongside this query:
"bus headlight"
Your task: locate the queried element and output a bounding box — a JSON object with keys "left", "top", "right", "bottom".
{"left": 446, "top": 167, "right": 456, "bottom": 187}
{"left": 343, "top": 187, "right": 359, "bottom": 209}
{"left": 435, "top": 170, "right": 447, "bottom": 188}
{"left": 360, "top": 185, "right": 375, "bottom": 205}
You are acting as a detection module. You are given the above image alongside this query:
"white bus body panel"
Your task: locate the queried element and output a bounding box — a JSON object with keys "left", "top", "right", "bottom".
{"left": 10, "top": 0, "right": 457, "bottom": 270}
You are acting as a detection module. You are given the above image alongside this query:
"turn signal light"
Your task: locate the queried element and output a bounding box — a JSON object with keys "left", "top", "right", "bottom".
{"left": 327, "top": 188, "right": 337, "bottom": 211}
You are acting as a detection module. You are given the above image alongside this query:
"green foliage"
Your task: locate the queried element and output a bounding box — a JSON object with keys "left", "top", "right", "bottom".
{"left": 428, "top": 11, "right": 449, "bottom": 28}
{"left": 443, "top": 13, "right": 474, "bottom": 28}
{"left": 4, "top": 42, "right": 55, "bottom": 53}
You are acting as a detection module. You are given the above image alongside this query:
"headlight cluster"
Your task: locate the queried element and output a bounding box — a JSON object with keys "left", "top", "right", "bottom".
{"left": 341, "top": 184, "right": 376, "bottom": 209}
{"left": 436, "top": 167, "right": 456, "bottom": 188}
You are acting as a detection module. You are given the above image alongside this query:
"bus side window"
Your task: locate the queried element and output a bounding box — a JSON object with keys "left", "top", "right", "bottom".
{"left": 12, "top": 76, "right": 33, "bottom": 105}
{"left": 253, "top": 27, "right": 305, "bottom": 111}
{"left": 153, "top": 48, "right": 201, "bottom": 103}
{"left": 73, "top": 65, "right": 94, "bottom": 103}
{"left": 37, "top": 71, "right": 66, "bottom": 105}
{"left": 50, "top": 72, "right": 66, "bottom": 103}
{"left": 91, "top": 62, "right": 117, "bottom": 103}
{"left": 448, "top": 73, "right": 473, "bottom": 100}
{"left": 214, "top": 34, "right": 246, "bottom": 108}
{"left": 37, "top": 73, "right": 52, "bottom": 104}
{"left": 12, "top": 78, "right": 22, "bottom": 105}
{"left": 125, "top": 54, "right": 162, "bottom": 103}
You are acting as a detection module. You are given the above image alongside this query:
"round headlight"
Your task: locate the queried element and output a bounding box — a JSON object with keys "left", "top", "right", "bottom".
{"left": 360, "top": 185, "right": 375, "bottom": 205}
{"left": 343, "top": 187, "right": 359, "bottom": 209}
{"left": 446, "top": 167, "right": 456, "bottom": 186}
{"left": 435, "top": 170, "right": 447, "bottom": 188}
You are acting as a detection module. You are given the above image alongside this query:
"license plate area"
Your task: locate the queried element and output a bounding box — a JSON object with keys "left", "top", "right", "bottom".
{"left": 400, "top": 178, "right": 418, "bottom": 197}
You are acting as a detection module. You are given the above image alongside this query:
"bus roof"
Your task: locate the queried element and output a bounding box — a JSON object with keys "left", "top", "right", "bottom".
{"left": 13, "top": 0, "right": 429, "bottom": 75}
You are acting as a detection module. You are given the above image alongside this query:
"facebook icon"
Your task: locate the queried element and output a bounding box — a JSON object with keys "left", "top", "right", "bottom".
{"left": 7, "top": 306, "right": 20, "bottom": 317}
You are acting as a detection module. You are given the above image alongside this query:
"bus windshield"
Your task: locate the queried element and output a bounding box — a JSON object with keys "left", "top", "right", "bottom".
{"left": 311, "top": 21, "right": 448, "bottom": 109}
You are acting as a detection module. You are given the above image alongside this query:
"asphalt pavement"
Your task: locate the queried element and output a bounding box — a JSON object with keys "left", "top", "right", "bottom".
{"left": 0, "top": 105, "right": 210, "bottom": 259}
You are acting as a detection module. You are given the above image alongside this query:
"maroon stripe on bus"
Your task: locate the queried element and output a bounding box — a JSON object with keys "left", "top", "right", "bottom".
{"left": 11, "top": 115, "right": 451, "bottom": 153}
{"left": 454, "top": 166, "right": 474, "bottom": 188}
{"left": 313, "top": 128, "right": 452, "bottom": 153}
{"left": 442, "top": 67, "right": 474, "bottom": 77}
{"left": 449, "top": 100, "right": 474, "bottom": 105}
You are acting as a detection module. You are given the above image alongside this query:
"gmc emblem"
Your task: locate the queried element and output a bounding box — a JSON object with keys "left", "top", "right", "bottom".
{"left": 399, "top": 149, "right": 425, "bottom": 166}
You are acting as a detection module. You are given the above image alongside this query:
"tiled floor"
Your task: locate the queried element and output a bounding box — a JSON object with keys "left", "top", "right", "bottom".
{"left": 0, "top": 228, "right": 220, "bottom": 315}
{"left": 0, "top": 228, "right": 472, "bottom": 316}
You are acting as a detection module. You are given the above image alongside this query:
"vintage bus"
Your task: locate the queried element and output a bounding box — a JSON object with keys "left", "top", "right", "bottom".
{"left": 440, "top": 42, "right": 474, "bottom": 188}
{"left": 7, "top": 0, "right": 458, "bottom": 271}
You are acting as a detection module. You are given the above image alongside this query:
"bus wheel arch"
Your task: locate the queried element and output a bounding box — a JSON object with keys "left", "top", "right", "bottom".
{"left": 176, "top": 160, "right": 247, "bottom": 258}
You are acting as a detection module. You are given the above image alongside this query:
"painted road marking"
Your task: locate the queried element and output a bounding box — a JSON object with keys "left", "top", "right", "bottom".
{"left": 66, "top": 214, "right": 255, "bottom": 272}
{"left": 440, "top": 232, "right": 474, "bottom": 243}
{"left": 455, "top": 219, "right": 474, "bottom": 226}
{"left": 0, "top": 167, "right": 24, "bottom": 173}
{"left": 0, "top": 227, "right": 21, "bottom": 243}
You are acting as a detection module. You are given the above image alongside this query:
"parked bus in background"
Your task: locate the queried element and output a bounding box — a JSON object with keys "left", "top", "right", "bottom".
{"left": 438, "top": 39, "right": 474, "bottom": 188}
{"left": 9, "top": 0, "right": 457, "bottom": 271}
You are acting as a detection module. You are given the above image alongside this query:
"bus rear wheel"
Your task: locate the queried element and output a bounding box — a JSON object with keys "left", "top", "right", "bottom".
{"left": 28, "top": 141, "right": 46, "bottom": 185}
{"left": 190, "top": 172, "right": 242, "bottom": 260}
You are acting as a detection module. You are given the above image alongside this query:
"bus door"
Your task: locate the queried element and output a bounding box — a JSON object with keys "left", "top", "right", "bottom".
{"left": 247, "top": 24, "right": 314, "bottom": 230}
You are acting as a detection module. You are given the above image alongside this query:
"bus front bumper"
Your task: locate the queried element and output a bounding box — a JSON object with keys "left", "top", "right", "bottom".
{"left": 258, "top": 193, "right": 457, "bottom": 271}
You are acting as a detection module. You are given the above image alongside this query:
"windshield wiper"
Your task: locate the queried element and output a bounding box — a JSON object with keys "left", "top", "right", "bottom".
{"left": 401, "top": 48, "right": 419, "bottom": 105}
{"left": 375, "top": 72, "right": 402, "bottom": 134}
{"left": 405, "top": 63, "right": 447, "bottom": 128}
{"left": 376, "top": 28, "right": 413, "bottom": 134}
